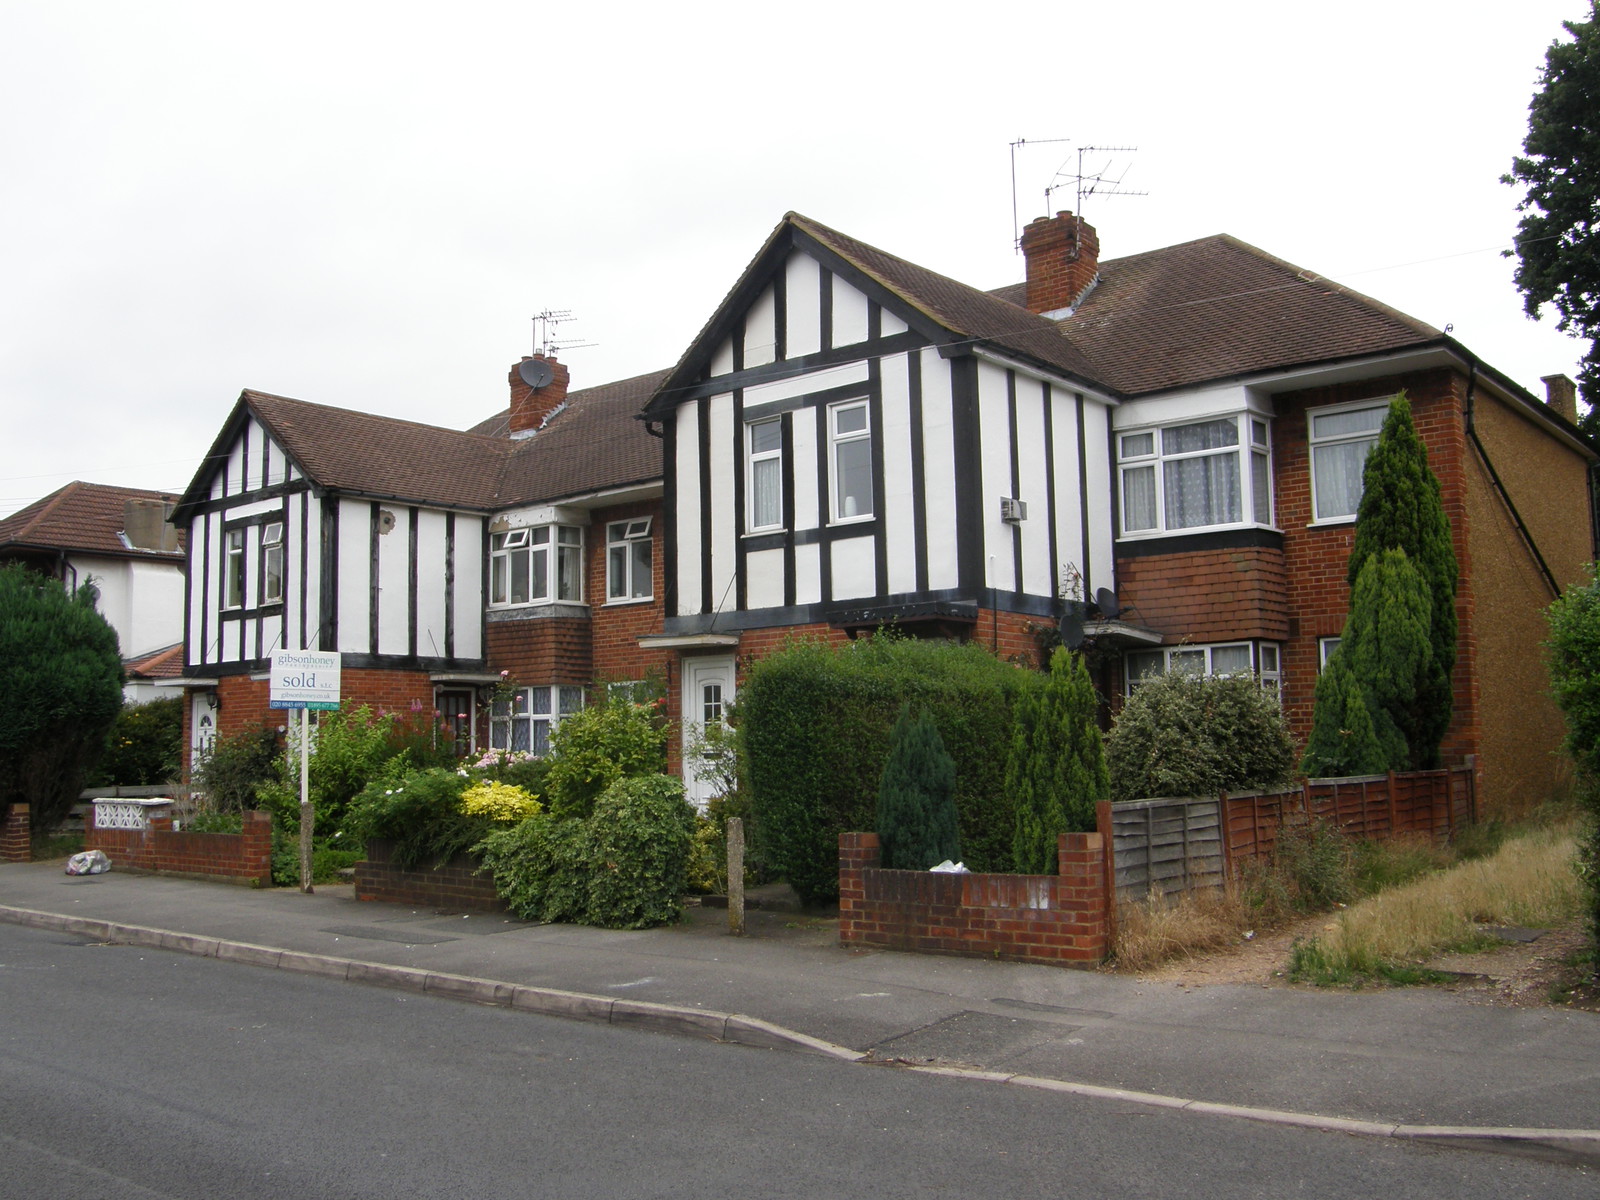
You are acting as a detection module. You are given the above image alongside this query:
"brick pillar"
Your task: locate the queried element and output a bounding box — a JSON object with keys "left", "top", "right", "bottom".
{"left": 838, "top": 832, "right": 881, "bottom": 946}
{"left": 1, "top": 803, "right": 30, "bottom": 863}
{"left": 243, "top": 811, "right": 273, "bottom": 887}
{"left": 1057, "top": 832, "right": 1109, "bottom": 963}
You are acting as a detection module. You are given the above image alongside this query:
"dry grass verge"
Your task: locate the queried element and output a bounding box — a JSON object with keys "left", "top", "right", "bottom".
{"left": 1290, "top": 824, "right": 1585, "bottom": 985}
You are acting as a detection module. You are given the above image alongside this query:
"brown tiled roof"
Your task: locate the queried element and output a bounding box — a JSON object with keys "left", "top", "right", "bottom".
{"left": 490, "top": 369, "right": 671, "bottom": 505}
{"left": 124, "top": 641, "right": 185, "bottom": 679}
{"left": 243, "top": 391, "right": 512, "bottom": 510}
{"left": 792, "top": 214, "right": 1105, "bottom": 386}
{"left": 0, "top": 481, "right": 185, "bottom": 559}
{"left": 992, "top": 234, "right": 1443, "bottom": 397}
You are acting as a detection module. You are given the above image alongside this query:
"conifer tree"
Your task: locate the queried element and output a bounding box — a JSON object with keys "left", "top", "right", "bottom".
{"left": 875, "top": 704, "right": 960, "bottom": 870}
{"left": 1344, "top": 393, "right": 1457, "bottom": 768}
{"left": 1304, "top": 548, "right": 1431, "bottom": 775}
{"left": 1008, "top": 648, "right": 1108, "bottom": 873}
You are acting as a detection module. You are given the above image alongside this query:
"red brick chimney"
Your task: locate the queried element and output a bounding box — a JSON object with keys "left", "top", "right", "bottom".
{"left": 1542, "top": 373, "right": 1578, "bottom": 424}
{"left": 508, "top": 355, "right": 571, "bottom": 437}
{"left": 1019, "top": 211, "right": 1100, "bottom": 317}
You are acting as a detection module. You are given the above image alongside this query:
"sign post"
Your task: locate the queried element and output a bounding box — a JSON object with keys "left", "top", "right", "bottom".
{"left": 269, "top": 650, "right": 342, "bottom": 893}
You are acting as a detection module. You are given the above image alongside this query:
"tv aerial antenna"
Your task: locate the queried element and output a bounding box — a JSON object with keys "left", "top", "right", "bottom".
{"left": 531, "top": 309, "right": 597, "bottom": 359}
{"left": 1010, "top": 139, "right": 1145, "bottom": 250}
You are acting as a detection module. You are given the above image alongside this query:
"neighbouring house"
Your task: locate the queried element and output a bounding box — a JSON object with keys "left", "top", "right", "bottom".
{"left": 0, "top": 481, "right": 186, "bottom": 703}
{"left": 168, "top": 210, "right": 1598, "bottom": 813}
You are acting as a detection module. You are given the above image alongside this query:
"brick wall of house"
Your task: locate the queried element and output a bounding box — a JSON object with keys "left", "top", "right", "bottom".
{"left": 1116, "top": 544, "right": 1290, "bottom": 645}
{"left": 586, "top": 500, "right": 673, "bottom": 690}
{"left": 1271, "top": 368, "right": 1479, "bottom": 769}
{"left": 486, "top": 615, "right": 592, "bottom": 686}
{"left": 839, "top": 831, "right": 1109, "bottom": 967}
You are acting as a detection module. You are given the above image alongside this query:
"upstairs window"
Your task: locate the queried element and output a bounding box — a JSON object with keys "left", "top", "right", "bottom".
{"left": 1310, "top": 401, "right": 1388, "bottom": 522}
{"left": 606, "top": 518, "right": 653, "bottom": 602}
{"left": 223, "top": 528, "right": 245, "bottom": 610}
{"left": 490, "top": 525, "right": 583, "bottom": 607}
{"left": 1119, "top": 414, "right": 1272, "bottom": 536}
{"left": 746, "top": 418, "right": 783, "bottom": 532}
{"left": 490, "top": 685, "right": 584, "bottom": 756}
{"left": 260, "top": 521, "right": 284, "bottom": 605}
{"left": 830, "top": 400, "right": 873, "bottom": 521}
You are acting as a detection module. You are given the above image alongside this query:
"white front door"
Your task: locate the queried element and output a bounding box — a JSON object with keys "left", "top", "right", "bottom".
{"left": 190, "top": 691, "right": 218, "bottom": 772}
{"left": 681, "top": 656, "right": 735, "bottom": 809}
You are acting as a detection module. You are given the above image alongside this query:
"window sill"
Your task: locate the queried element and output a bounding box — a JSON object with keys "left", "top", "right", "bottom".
{"left": 603, "top": 596, "right": 655, "bottom": 607}
{"left": 1118, "top": 522, "right": 1279, "bottom": 541}
{"left": 1306, "top": 517, "right": 1357, "bottom": 529}
{"left": 828, "top": 514, "right": 875, "bottom": 528}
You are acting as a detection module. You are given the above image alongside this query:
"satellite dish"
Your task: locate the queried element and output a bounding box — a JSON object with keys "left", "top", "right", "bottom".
{"left": 518, "top": 358, "right": 555, "bottom": 389}
{"left": 1060, "top": 599, "right": 1087, "bottom": 649}
{"left": 1094, "top": 587, "right": 1121, "bottom": 620}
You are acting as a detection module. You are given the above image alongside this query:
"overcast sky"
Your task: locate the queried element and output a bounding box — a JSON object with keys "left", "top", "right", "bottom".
{"left": 1, "top": 0, "right": 1589, "bottom": 519}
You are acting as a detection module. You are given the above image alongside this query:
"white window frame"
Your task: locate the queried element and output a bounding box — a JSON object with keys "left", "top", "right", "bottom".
{"left": 223, "top": 527, "right": 245, "bottom": 610}
{"left": 489, "top": 525, "right": 583, "bottom": 609}
{"left": 490, "top": 685, "right": 585, "bottom": 756}
{"left": 1319, "top": 636, "right": 1342, "bottom": 671}
{"left": 1125, "top": 641, "right": 1282, "bottom": 698}
{"left": 1308, "top": 398, "right": 1390, "bottom": 525}
{"left": 746, "top": 417, "right": 784, "bottom": 532}
{"left": 606, "top": 518, "right": 652, "bottom": 603}
{"left": 260, "top": 520, "right": 284, "bottom": 605}
{"left": 1117, "top": 413, "right": 1273, "bottom": 538}
{"left": 829, "top": 399, "right": 873, "bottom": 523}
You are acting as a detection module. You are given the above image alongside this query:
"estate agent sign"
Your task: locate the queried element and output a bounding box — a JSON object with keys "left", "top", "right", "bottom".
{"left": 269, "top": 649, "right": 343, "bottom": 890}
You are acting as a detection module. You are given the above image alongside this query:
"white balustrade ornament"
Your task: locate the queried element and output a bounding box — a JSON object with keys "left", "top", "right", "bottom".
{"left": 92, "top": 798, "right": 175, "bottom": 830}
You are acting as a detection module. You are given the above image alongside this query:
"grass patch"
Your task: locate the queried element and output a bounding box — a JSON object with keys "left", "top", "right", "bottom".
{"left": 1113, "top": 886, "right": 1262, "bottom": 972}
{"left": 1289, "top": 824, "right": 1584, "bottom": 986}
{"left": 30, "top": 829, "right": 84, "bottom": 861}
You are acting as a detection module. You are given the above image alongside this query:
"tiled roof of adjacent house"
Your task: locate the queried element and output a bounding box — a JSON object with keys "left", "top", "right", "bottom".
{"left": 990, "top": 234, "right": 1444, "bottom": 397}
{"left": 124, "top": 641, "right": 185, "bottom": 679}
{"left": 0, "top": 481, "right": 185, "bottom": 559}
{"left": 245, "top": 391, "right": 512, "bottom": 510}
{"left": 792, "top": 214, "right": 1107, "bottom": 387}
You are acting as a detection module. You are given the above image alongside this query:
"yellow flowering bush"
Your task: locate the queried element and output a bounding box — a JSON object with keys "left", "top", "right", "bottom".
{"left": 460, "top": 781, "right": 542, "bottom": 823}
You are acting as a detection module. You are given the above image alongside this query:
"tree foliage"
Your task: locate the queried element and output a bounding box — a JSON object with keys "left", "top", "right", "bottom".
{"left": 1107, "top": 669, "right": 1296, "bottom": 802}
{"left": 543, "top": 696, "right": 668, "bottom": 821}
{"left": 1545, "top": 568, "right": 1600, "bottom": 946}
{"left": 875, "top": 704, "right": 960, "bottom": 870}
{"left": 0, "top": 565, "right": 125, "bottom": 833}
{"left": 1007, "top": 648, "right": 1109, "bottom": 873}
{"left": 1303, "top": 550, "right": 1431, "bottom": 775}
{"left": 1503, "top": 2, "right": 1600, "bottom": 418}
{"left": 1313, "top": 394, "right": 1457, "bottom": 770}
{"left": 91, "top": 696, "right": 183, "bottom": 787}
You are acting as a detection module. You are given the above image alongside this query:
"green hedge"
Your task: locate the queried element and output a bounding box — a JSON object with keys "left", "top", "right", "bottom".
{"left": 741, "top": 636, "right": 1037, "bottom": 903}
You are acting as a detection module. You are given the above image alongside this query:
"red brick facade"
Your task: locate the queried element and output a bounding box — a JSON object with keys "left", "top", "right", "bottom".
{"left": 1, "top": 803, "right": 30, "bottom": 862}
{"left": 354, "top": 838, "right": 505, "bottom": 912}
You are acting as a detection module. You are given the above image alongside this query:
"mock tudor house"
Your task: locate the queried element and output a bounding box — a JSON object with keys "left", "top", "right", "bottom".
{"left": 169, "top": 210, "right": 1598, "bottom": 813}
{"left": 0, "top": 481, "right": 187, "bottom": 703}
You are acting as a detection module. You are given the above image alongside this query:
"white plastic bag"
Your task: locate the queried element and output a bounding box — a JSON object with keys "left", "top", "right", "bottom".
{"left": 929, "top": 859, "right": 969, "bottom": 873}
{"left": 65, "top": 849, "right": 111, "bottom": 876}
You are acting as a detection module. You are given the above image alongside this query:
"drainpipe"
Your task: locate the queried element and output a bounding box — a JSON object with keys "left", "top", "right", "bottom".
{"left": 1462, "top": 359, "right": 1562, "bottom": 597}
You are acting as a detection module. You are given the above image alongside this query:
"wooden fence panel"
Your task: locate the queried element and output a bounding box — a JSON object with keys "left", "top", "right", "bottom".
{"left": 1111, "top": 797, "right": 1224, "bottom": 900}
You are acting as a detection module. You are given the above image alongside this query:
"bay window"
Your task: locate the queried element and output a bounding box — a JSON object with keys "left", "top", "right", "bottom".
{"left": 490, "top": 525, "right": 583, "bottom": 607}
{"left": 1119, "top": 414, "right": 1272, "bottom": 536}
{"left": 490, "top": 685, "right": 585, "bottom": 756}
{"left": 1126, "top": 641, "right": 1282, "bottom": 698}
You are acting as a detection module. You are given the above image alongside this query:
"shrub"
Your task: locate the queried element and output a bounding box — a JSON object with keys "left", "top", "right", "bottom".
{"left": 742, "top": 636, "right": 1033, "bottom": 902}
{"left": 0, "top": 565, "right": 124, "bottom": 832}
{"left": 92, "top": 696, "right": 183, "bottom": 786}
{"left": 544, "top": 697, "right": 668, "bottom": 821}
{"left": 1106, "top": 670, "right": 1296, "bottom": 802}
{"left": 1546, "top": 567, "right": 1600, "bottom": 947}
{"left": 475, "top": 814, "right": 590, "bottom": 924}
{"left": 460, "top": 780, "right": 541, "bottom": 823}
{"left": 875, "top": 705, "right": 960, "bottom": 870}
{"left": 1008, "top": 648, "right": 1108, "bottom": 873}
{"left": 1275, "top": 820, "right": 1355, "bottom": 909}
{"left": 586, "top": 775, "right": 697, "bottom": 928}
{"left": 195, "top": 726, "right": 283, "bottom": 812}
{"left": 342, "top": 767, "right": 482, "bottom": 870}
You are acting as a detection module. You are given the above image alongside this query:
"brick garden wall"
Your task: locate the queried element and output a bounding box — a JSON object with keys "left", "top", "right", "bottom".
{"left": 354, "top": 838, "right": 506, "bottom": 912}
{"left": 839, "top": 831, "right": 1110, "bottom": 967}
{"left": 86, "top": 810, "right": 273, "bottom": 887}
{"left": 1, "top": 803, "right": 30, "bottom": 862}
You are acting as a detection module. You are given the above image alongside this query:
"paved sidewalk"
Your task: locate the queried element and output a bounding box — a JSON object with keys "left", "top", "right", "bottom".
{"left": 4, "top": 862, "right": 1598, "bottom": 1166}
